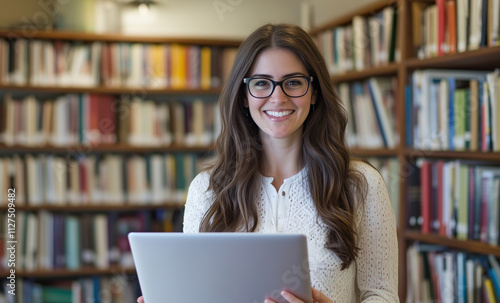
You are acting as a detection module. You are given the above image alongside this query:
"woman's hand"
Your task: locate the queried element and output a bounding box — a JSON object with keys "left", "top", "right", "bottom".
{"left": 137, "top": 296, "right": 144, "bottom": 303}
{"left": 265, "top": 287, "right": 333, "bottom": 303}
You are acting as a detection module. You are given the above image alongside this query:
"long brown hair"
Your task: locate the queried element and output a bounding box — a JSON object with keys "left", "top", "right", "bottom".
{"left": 200, "top": 23, "right": 367, "bottom": 270}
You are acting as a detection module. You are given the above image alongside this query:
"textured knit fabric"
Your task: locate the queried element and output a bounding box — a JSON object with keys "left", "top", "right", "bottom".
{"left": 183, "top": 161, "right": 399, "bottom": 302}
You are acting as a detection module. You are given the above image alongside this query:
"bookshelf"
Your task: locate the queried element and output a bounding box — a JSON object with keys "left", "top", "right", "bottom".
{"left": 310, "top": 0, "right": 500, "bottom": 301}
{"left": 0, "top": 29, "right": 240, "bottom": 299}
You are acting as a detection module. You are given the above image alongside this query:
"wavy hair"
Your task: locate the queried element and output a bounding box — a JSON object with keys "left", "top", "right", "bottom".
{"left": 199, "top": 23, "right": 367, "bottom": 270}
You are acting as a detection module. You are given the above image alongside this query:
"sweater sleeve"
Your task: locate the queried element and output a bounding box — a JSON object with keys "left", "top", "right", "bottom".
{"left": 354, "top": 162, "right": 399, "bottom": 302}
{"left": 183, "top": 172, "right": 213, "bottom": 233}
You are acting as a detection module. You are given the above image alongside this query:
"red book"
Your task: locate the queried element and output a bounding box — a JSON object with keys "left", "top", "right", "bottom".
{"left": 421, "top": 161, "right": 432, "bottom": 234}
{"left": 447, "top": 0, "right": 457, "bottom": 54}
{"left": 87, "top": 94, "right": 101, "bottom": 145}
{"left": 437, "top": 161, "right": 446, "bottom": 236}
{"left": 79, "top": 159, "right": 88, "bottom": 203}
{"left": 98, "top": 95, "right": 117, "bottom": 144}
{"left": 437, "top": 0, "right": 447, "bottom": 55}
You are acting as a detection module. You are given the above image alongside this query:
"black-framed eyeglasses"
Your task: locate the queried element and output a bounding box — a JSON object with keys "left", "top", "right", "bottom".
{"left": 243, "top": 76, "right": 313, "bottom": 98}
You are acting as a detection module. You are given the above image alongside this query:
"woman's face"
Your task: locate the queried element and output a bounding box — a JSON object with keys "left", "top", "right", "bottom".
{"left": 244, "top": 48, "right": 315, "bottom": 142}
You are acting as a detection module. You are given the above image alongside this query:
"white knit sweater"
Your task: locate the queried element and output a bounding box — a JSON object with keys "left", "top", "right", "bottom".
{"left": 183, "top": 161, "right": 399, "bottom": 302}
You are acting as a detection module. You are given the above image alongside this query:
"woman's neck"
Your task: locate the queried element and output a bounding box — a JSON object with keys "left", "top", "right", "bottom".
{"left": 259, "top": 136, "right": 303, "bottom": 191}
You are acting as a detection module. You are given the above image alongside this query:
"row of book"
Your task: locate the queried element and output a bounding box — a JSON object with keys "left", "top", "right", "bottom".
{"left": 407, "top": 243, "right": 500, "bottom": 303}
{"left": 0, "top": 153, "right": 208, "bottom": 206}
{"left": 314, "top": 5, "right": 398, "bottom": 74}
{"left": 338, "top": 77, "right": 399, "bottom": 149}
{"left": 0, "top": 209, "right": 181, "bottom": 272}
{"left": 407, "top": 159, "right": 500, "bottom": 246}
{"left": 0, "top": 275, "right": 140, "bottom": 303}
{"left": 0, "top": 38, "right": 238, "bottom": 88}
{"left": 0, "top": 94, "right": 220, "bottom": 147}
{"left": 412, "top": 0, "right": 500, "bottom": 59}
{"left": 366, "top": 157, "right": 400, "bottom": 225}
{"left": 409, "top": 69, "right": 500, "bottom": 151}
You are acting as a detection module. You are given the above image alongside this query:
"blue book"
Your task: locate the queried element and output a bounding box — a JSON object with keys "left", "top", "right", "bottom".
{"left": 405, "top": 85, "right": 412, "bottom": 147}
{"left": 448, "top": 78, "right": 456, "bottom": 150}
{"left": 65, "top": 216, "right": 81, "bottom": 270}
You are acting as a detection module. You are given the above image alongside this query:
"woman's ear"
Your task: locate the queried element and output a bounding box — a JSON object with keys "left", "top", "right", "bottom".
{"left": 244, "top": 98, "right": 249, "bottom": 108}
{"left": 311, "top": 91, "right": 317, "bottom": 105}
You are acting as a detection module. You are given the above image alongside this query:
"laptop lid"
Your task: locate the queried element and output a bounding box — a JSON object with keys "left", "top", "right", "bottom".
{"left": 129, "top": 232, "right": 313, "bottom": 303}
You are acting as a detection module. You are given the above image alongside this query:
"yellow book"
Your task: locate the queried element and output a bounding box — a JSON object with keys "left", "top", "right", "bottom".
{"left": 484, "top": 277, "right": 498, "bottom": 303}
{"left": 150, "top": 44, "right": 165, "bottom": 87}
{"left": 171, "top": 44, "right": 187, "bottom": 89}
{"left": 498, "top": 77, "right": 500, "bottom": 149}
{"left": 200, "top": 46, "right": 211, "bottom": 89}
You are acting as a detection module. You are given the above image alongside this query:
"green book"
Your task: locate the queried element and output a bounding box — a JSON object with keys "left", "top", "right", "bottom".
{"left": 42, "top": 286, "right": 72, "bottom": 303}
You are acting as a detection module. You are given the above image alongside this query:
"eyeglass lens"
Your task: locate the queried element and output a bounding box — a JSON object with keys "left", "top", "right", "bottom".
{"left": 248, "top": 77, "right": 309, "bottom": 98}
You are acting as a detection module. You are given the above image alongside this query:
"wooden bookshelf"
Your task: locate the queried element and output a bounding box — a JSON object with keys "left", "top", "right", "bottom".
{"left": 0, "top": 203, "right": 184, "bottom": 212}
{"left": 0, "top": 143, "right": 214, "bottom": 153}
{"left": 405, "top": 231, "right": 500, "bottom": 257}
{"left": 15, "top": 266, "right": 137, "bottom": 278}
{"left": 0, "top": 84, "right": 224, "bottom": 95}
{"left": 331, "top": 63, "right": 399, "bottom": 83}
{"left": 0, "top": 30, "right": 241, "bottom": 46}
{"left": 349, "top": 148, "right": 399, "bottom": 157}
{"left": 311, "top": 0, "right": 500, "bottom": 301}
{"left": 404, "top": 149, "right": 500, "bottom": 161}
{"left": 0, "top": 30, "right": 240, "bottom": 285}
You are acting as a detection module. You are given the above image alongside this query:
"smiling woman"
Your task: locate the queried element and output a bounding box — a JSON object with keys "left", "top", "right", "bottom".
{"left": 138, "top": 23, "right": 399, "bottom": 303}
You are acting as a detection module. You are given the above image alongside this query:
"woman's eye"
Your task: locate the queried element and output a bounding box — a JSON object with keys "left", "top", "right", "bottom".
{"left": 252, "top": 80, "right": 271, "bottom": 89}
{"left": 285, "top": 79, "right": 303, "bottom": 87}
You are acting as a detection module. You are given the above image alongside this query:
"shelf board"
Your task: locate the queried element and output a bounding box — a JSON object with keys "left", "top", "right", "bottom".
{"left": 330, "top": 63, "right": 400, "bottom": 83}
{"left": 14, "top": 266, "right": 136, "bottom": 278}
{"left": 405, "top": 231, "right": 500, "bottom": 257}
{"left": 0, "top": 143, "right": 214, "bottom": 153}
{"left": 0, "top": 84, "right": 223, "bottom": 95}
{"left": 0, "top": 30, "right": 242, "bottom": 46}
{"left": 0, "top": 203, "right": 184, "bottom": 212}
{"left": 404, "top": 149, "right": 500, "bottom": 161}
{"left": 349, "top": 147, "right": 399, "bottom": 157}
{"left": 405, "top": 45, "right": 500, "bottom": 70}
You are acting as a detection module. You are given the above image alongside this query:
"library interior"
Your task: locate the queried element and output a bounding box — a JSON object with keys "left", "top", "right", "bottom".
{"left": 0, "top": 0, "right": 500, "bottom": 302}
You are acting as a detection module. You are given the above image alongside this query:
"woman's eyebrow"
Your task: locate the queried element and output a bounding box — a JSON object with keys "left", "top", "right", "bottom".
{"left": 249, "top": 72, "right": 307, "bottom": 78}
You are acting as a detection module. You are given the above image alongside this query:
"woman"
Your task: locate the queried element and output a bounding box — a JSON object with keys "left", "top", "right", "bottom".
{"left": 140, "top": 23, "right": 398, "bottom": 303}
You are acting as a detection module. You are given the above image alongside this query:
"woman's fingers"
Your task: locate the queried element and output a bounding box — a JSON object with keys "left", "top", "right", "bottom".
{"left": 137, "top": 296, "right": 144, "bottom": 303}
{"left": 311, "top": 287, "right": 333, "bottom": 303}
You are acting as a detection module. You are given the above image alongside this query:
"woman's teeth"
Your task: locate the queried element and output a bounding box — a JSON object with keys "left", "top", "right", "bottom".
{"left": 266, "top": 110, "right": 293, "bottom": 117}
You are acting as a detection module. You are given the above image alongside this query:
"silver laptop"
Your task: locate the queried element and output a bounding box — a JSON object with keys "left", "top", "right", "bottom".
{"left": 128, "top": 232, "right": 313, "bottom": 303}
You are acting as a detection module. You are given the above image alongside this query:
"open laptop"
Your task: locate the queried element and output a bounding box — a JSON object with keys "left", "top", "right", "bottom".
{"left": 128, "top": 232, "right": 313, "bottom": 303}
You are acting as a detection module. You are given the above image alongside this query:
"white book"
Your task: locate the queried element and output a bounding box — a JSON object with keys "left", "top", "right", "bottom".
{"left": 352, "top": 15, "right": 366, "bottom": 71}
{"left": 0, "top": 158, "right": 5, "bottom": 205}
{"left": 487, "top": 71, "right": 499, "bottom": 150}
{"left": 94, "top": 214, "right": 109, "bottom": 269}
{"left": 29, "top": 41, "right": 41, "bottom": 85}
{"left": 439, "top": 79, "right": 449, "bottom": 149}
{"left": 456, "top": 0, "right": 469, "bottom": 52}
{"left": 52, "top": 157, "right": 67, "bottom": 205}
{"left": 150, "top": 155, "right": 165, "bottom": 204}
{"left": 128, "top": 98, "right": 143, "bottom": 145}
{"left": 368, "top": 77, "right": 396, "bottom": 148}
{"left": 25, "top": 154, "right": 41, "bottom": 205}
{"left": 382, "top": 7, "right": 394, "bottom": 63}
{"left": 368, "top": 16, "right": 381, "bottom": 67}
{"left": 2, "top": 95, "right": 15, "bottom": 146}
{"left": 468, "top": 0, "right": 481, "bottom": 50}
{"left": 43, "top": 41, "right": 55, "bottom": 86}
{"left": 492, "top": 0, "right": 500, "bottom": 45}
{"left": 24, "top": 213, "right": 38, "bottom": 271}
